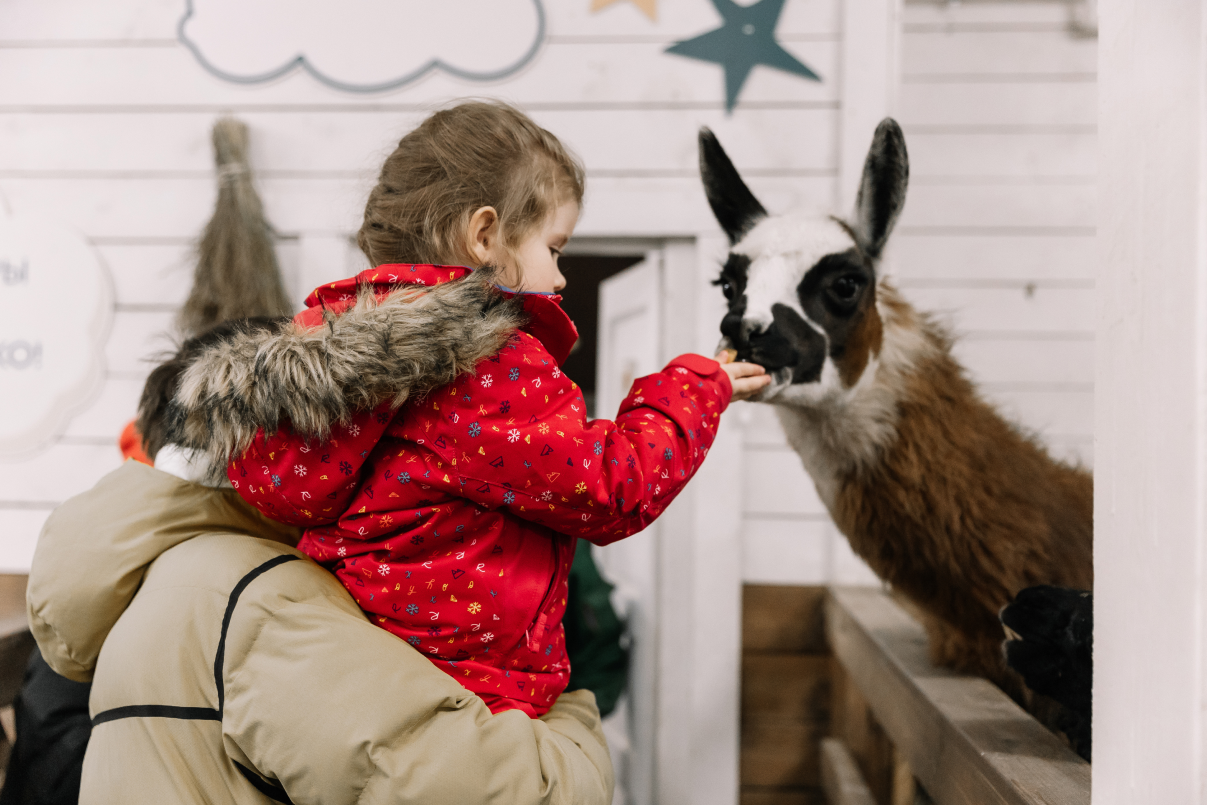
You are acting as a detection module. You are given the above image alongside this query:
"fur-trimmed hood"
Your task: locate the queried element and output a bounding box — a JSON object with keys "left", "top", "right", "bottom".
{"left": 163, "top": 266, "right": 531, "bottom": 479}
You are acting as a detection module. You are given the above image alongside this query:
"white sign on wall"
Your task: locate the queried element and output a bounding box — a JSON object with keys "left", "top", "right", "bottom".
{"left": 0, "top": 215, "right": 112, "bottom": 458}
{"left": 179, "top": 0, "right": 546, "bottom": 92}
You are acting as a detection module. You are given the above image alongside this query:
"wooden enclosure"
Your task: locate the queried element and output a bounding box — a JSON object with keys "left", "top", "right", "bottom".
{"left": 740, "top": 584, "right": 1091, "bottom": 805}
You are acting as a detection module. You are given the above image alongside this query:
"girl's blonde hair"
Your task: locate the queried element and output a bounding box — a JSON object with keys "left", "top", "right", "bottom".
{"left": 358, "top": 101, "right": 585, "bottom": 268}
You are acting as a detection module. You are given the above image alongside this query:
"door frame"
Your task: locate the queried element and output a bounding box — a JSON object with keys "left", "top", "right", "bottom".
{"left": 590, "top": 235, "right": 744, "bottom": 805}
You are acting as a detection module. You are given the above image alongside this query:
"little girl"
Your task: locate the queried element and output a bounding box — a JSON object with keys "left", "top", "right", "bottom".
{"left": 225, "top": 102, "right": 769, "bottom": 717}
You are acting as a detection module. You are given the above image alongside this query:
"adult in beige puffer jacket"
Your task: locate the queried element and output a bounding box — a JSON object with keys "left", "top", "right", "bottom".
{"left": 26, "top": 458, "right": 613, "bottom": 805}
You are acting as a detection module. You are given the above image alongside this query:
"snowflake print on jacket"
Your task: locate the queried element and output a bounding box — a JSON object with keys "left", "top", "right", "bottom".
{"left": 229, "top": 264, "right": 731, "bottom": 718}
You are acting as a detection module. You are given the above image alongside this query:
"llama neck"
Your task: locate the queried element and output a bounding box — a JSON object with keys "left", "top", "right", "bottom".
{"left": 774, "top": 284, "right": 939, "bottom": 514}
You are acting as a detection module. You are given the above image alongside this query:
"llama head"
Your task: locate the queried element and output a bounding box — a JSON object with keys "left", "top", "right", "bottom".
{"left": 702, "top": 119, "right": 909, "bottom": 406}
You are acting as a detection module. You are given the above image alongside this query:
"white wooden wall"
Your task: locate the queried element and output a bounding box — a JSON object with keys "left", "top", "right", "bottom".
{"left": 1095, "top": 0, "right": 1207, "bottom": 797}
{"left": 0, "top": 0, "right": 842, "bottom": 572}
{"left": 740, "top": 0, "right": 1099, "bottom": 587}
{"left": 0, "top": 0, "right": 1101, "bottom": 605}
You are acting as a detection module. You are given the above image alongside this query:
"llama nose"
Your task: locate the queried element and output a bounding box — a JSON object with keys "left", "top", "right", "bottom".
{"left": 742, "top": 320, "right": 769, "bottom": 342}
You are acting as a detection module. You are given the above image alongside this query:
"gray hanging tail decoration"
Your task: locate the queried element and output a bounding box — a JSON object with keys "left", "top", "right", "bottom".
{"left": 178, "top": 116, "right": 293, "bottom": 338}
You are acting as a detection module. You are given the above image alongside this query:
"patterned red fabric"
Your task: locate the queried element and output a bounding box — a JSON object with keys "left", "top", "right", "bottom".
{"left": 229, "top": 264, "right": 731, "bottom": 716}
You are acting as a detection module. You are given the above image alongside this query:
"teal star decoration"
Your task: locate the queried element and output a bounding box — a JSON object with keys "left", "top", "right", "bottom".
{"left": 666, "top": 0, "right": 820, "bottom": 113}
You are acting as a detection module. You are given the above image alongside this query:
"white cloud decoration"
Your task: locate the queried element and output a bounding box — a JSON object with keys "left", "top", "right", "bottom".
{"left": 179, "top": 0, "right": 547, "bottom": 92}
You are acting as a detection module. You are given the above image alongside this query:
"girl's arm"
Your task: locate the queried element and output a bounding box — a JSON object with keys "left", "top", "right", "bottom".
{"left": 227, "top": 404, "right": 396, "bottom": 526}
{"left": 430, "top": 333, "right": 731, "bottom": 545}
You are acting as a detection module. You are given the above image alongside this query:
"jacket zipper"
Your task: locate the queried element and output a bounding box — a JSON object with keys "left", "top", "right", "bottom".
{"left": 525, "top": 537, "right": 564, "bottom": 653}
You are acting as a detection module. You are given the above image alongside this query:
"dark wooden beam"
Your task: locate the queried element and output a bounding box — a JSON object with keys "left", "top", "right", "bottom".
{"left": 0, "top": 575, "right": 32, "bottom": 709}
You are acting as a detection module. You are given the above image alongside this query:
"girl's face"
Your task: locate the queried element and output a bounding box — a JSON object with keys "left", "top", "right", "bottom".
{"left": 469, "top": 200, "right": 579, "bottom": 294}
{"left": 509, "top": 200, "right": 579, "bottom": 294}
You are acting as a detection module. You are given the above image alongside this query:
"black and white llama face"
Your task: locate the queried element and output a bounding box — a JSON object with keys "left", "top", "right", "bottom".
{"left": 702, "top": 119, "right": 909, "bottom": 405}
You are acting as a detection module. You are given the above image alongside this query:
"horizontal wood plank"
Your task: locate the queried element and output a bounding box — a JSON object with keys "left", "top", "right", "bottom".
{"left": 60, "top": 377, "right": 143, "bottom": 441}
{"left": 891, "top": 234, "right": 1096, "bottom": 281}
{"left": 0, "top": 107, "right": 840, "bottom": 174}
{"left": 742, "top": 585, "right": 828, "bottom": 654}
{"left": 742, "top": 716, "right": 828, "bottom": 788}
{"left": 902, "top": 31, "right": 1096, "bottom": 77}
{"left": 981, "top": 388, "right": 1094, "bottom": 440}
{"left": 953, "top": 338, "right": 1094, "bottom": 385}
{"left": 0, "top": 41, "right": 841, "bottom": 109}
{"left": 898, "top": 184, "right": 1094, "bottom": 230}
{"left": 741, "top": 520, "right": 831, "bottom": 587}
{"left": 0, "top": 443, "right": 122, "bottom": 504}
{"left": 105, "top": 309, "right": 177, "bottom": 375}
{"left": 742, "top": 654, "right": 831, "bottom": 723}
{"left": 906, "top": 132, "right": 1095, "bottom": 178}
{"left": 898, "top": 82, "right": 1096, "bottom": 128}
{"left": 1, "top": 174, "right": 835, "bottom": 240}
{"left": 824, "top": 587, "right": 1090, "bottom": 805}
{"left": 903, "top": 2, "right": 1073, "bottom": 27}
{"left": 742, "top": 451, "right": 827, "bottom": 517}
{"left": 820, "top": 738, "right": 878, "bottom": 805}
{"left": 903, "top": 285, "right": 1094, "bottom": 335}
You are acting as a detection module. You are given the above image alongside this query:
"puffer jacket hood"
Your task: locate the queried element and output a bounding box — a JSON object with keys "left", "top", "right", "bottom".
{"left": 165, "top": 265, "right": 526, "bottom": 482}
{"left": 27, "top": 460, "right": 299, "bottom": 682}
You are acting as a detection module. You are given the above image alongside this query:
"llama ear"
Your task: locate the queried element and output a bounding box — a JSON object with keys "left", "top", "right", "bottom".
{"left": 699, "top": 128, "right": 767, "bottom": 245}
{"left": 851, "top": 118, "right": 909, "bottom": 259}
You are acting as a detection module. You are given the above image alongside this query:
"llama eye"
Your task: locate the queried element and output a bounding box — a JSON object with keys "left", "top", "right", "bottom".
{"left": 718, "top": 279, "right": 734, "bottom": 300}
{"left": 829, "top": 275, "right": 863, "bottom": 304}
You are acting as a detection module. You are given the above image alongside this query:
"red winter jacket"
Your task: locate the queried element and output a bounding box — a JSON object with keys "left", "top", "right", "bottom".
{"left": 229, "top": 265, "right": 731, "bottom": 716}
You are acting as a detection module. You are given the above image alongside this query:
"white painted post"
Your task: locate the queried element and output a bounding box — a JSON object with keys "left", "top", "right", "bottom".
{"left": 1095, "top": 2, "right": 1207, "bottom": 802}
{"left": 654, "top": 234, "right": 743, "bottom": 805}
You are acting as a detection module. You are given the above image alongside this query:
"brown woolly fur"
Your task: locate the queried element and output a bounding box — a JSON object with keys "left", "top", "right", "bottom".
{"left": 358, "top": 101, "right": 585, "bottom": 269}
{"left": 178, "top": 117, "right": 293, "bottom": 337}
{"left": 831, "top": 293, "right": 1093, "bottom": 696}
{"left": 167, "top": 267, "right": 524, "bottom": 481}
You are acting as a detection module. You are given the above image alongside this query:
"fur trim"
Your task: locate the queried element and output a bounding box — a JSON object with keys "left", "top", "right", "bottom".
{"left": 168, "top": 268, "right": 524, "bottom": 479}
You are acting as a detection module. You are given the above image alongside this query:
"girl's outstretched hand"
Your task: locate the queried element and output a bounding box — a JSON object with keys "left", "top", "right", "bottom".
{"left": 716, "top": 350, "right": 771, "bottom": 402}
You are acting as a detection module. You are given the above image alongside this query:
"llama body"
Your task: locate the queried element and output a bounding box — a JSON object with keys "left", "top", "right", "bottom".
{"left": 701, "top": 120, "right": 1093, "bottom": 694}
{"left": 777, "top": 285, "right": 1092, "bottom": 682}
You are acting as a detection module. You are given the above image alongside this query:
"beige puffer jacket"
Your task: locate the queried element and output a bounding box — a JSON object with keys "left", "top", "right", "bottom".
{"left": 27, "top": 460, "right": 613, "bottom": 805}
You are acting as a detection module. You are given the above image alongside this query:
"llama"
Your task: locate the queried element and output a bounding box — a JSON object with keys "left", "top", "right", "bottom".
{"left": 701, "top": 119, "right": 1093, "bottom": 702}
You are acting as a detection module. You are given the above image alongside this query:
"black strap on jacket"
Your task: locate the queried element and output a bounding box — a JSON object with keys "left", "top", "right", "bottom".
{"left": 90, "top": 554, "right": 300, "bottom": 803}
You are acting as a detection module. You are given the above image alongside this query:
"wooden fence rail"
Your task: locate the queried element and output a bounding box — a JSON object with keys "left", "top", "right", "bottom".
{"left": 824, "top": 587, "right": 1090, "bottom": 805}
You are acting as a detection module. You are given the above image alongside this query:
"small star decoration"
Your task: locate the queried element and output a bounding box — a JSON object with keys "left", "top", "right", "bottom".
{"left": 666, "top": 0, "right": 820, "bottom": 113}
{"left": 592, "top": 0, "right": 657, "bottom": 21}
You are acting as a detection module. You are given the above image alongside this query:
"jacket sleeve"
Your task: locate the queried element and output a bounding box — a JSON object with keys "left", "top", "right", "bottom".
{"left": 430, "top": 333, "right": 731, "bottom": 545}
{"left": 223, "top": 570, "right": 613, "bottom": 805}
{"left": 227, "top": 404, "right": 396, "bottom": 526}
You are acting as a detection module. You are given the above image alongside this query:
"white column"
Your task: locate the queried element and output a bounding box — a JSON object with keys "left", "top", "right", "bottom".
{"left": 1095, "top": 2, "right": 1207, "bottom": 802}
{"left": 654, "top": 234, "right": 743, "bottom": 805}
